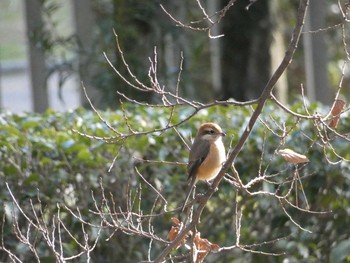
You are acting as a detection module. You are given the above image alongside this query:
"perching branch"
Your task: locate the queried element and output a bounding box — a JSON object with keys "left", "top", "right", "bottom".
{"left": 154, "top": 0, "right": 310, "bottom": 261}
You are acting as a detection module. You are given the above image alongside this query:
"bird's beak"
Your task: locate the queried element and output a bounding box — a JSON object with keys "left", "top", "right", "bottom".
{"left": 221, "top": 132, "right": 226, "bottom": 137}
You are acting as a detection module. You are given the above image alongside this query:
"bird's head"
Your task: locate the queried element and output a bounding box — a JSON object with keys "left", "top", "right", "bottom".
{"left": 197, "top": 122, "right": 226, "bottom": 141}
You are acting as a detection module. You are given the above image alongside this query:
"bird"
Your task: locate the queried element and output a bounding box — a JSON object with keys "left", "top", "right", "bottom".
{"left": 181, "top": 122, "right": 226, "bottom": 213}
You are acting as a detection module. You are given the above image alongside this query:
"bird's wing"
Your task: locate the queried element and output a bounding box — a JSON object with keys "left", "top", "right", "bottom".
{"left": 187, "top": 138, "right": 210, "bottom": 181}
{"left": 181, "top": 138, "right": 210, "bottom": 213}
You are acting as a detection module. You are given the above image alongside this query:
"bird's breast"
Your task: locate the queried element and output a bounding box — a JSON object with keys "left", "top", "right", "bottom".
{"left": 196, "top": 140, "right": 226, "bottom": 182}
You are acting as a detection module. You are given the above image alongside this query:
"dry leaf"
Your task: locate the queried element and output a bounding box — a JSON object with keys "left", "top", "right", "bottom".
{"left": 170, "top": 217, "right": 180, "bottom": 225}
{"left": 278, "top": 149, "right": 309, "bottom": 164}
{"left": 166, "top": 226, "right": 187, "bottom": 249}
{"left": 166, "top": 218, "right": 220, "bottom": 258}
{"left": 328, "top": 99, "right": 346, "bottom": 128}
{"left": 166, "top": 217, "right": 189, "bottom": 249}
{"left": 194, "top": 233, "right": 220, "bottom": 263}
{"left": 167, "top": 226, "right": 179, "bottom": 241}
{"left": 167, "top": 217, "right": 181, "bottom": 241}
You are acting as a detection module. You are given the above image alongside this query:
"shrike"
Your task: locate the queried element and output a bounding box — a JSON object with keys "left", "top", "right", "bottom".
{"left": 182, "top": 122, "right": 226, "bottom": 212}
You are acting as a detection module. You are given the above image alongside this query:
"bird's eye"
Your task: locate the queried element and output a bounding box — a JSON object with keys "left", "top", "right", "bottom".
{"left": 207, "top": 129, "right": 215, "bottom": 134}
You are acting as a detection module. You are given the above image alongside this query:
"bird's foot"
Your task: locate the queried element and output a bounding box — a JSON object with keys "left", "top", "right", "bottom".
{"left": 195, "top": 193, "right": 206, "bottom": 204}
{"left": 212, "top": 186, "right": 219, "bottom": 192}
{"left": 205, "top": 180, "right": 213, "bottom": 188}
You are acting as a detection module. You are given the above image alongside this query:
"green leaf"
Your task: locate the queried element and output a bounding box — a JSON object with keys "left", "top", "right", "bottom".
{"left": 21, "top": 117, "right": 42, "bottom": 130}
{"left": 330, "top": 239, "right": 350, "bottom": 263}
{"left": 77, "top": 148, "right": 92, "bottom": 161}
{"left": 24, "top": 173, "right": 40, "bottom": 185}
{"left": 0, "top": 125, "right": 22, "bottom": 137}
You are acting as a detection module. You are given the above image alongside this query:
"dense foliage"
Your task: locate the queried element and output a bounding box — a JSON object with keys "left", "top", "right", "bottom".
{"left": 1, "top": 104, "right": 350, "bottom": 262}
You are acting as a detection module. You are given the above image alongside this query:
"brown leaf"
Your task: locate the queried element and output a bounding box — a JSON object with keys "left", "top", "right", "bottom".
{"left": 167, "top": 226, "right": 189, "bottom": 249}
{"left": 329, "top": 99, "right": 346, "bottom": 128}
{"left": 194, "top": 233, "right": 220, "bottom": 263}
{"left": 167, "top": 218, "right": 189, "bottom": 249}
{"left": 170, "top": 217, "right": 180, "bottom": 225}
{"left": 278, "top": 149, "right": 309, "bottom": 164}
{"left": 167, "top": 226, "right": 179, "bottom": 241}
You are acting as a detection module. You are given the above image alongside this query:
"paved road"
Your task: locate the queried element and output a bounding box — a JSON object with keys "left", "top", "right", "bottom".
{"left": 0, "top": 66, "right": 80, "bottom": 113}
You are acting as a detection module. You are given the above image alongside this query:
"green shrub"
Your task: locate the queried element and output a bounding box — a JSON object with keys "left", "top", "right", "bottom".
{"left": 1, "top": 103, "right": 349, "bottom": 262}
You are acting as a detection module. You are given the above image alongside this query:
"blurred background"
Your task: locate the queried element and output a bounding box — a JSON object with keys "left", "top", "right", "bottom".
{"left": 0, "top": 0, "right": 80, "bottom": 112}
{"left": 2, "top": 1, "right": 350, "bottom": 262}
{"left": 0, "top": 0, "right": 349, "bottom": 113}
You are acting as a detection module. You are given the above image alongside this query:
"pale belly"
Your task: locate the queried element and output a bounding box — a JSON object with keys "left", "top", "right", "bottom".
{"left": 196, "top": 141, "right": 226, "bottom": 182}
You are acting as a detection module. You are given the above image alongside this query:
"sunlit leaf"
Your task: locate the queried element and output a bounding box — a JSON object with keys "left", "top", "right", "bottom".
{"left": 277, "top": 148, "right": 309, "bottom": 164}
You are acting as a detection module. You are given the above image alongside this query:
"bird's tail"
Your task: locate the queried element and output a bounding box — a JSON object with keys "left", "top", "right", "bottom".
{"left": 181, "top": 178, "right": 196, "bottom": 213}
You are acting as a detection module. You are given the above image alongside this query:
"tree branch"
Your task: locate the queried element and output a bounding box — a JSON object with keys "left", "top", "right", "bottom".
{"left": 154, "top": 0, "right": 309, "bottom": 261}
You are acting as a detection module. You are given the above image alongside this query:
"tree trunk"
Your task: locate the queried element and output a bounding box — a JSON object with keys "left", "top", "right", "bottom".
{"left": 221, "top": 0, "right": 271, "bottom": 101}
{"left": 303, "top": 0, "right": 331, "bottom": 104}
{"left": 208, "top": 0, "right": 223, "bottom": 96}
{"left": 270, "top": 0, "right": 288, "bottom": 104}
{"left": 24, "top": 0, "right": 49, "bottom": 112}
{"left": 72, "top": 0, "right": 100, "bottom": 107}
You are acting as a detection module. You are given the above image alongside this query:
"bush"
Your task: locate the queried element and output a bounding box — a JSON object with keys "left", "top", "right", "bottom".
{"left": 1, "top": 103, "right": 349, "bottom": 262}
